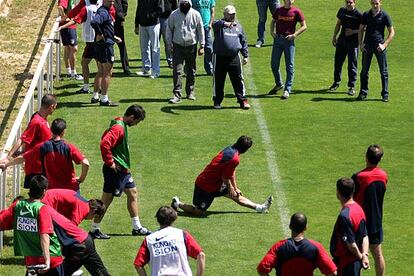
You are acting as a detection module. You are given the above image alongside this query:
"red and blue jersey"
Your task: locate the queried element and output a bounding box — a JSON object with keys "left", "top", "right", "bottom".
{"left": 257, "top": 238, "right": 337, "bottom": 276}
{"left": 353, "top": 167, "right": 387, "bottom": 234}
{"left": 330, "top": 202, "right": 367, "bottom": 271}
{"left": 42, "top": 189, "right": 90, "bottom": 225}
{"left": 195, "top": 146, "right": 240, "bottom": 193}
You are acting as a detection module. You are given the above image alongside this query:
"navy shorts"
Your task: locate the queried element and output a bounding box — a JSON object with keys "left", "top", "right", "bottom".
{"left": 95, "top": 44, "right": 114, "bottom": 64}
{"left": 102, "top": 164, "right": 135, "bottom": 195}
{"left": 82, "top": 42, "right": 96, "bottom": 59}
{"left": 368, "top": 230, "right": 383, "bottom": 244}
{"left": 341, "top": 260, "right": 362, "bottom": 276}
{"left": 60, "top": 28, "right": 78, "bottom": 46}
{"left": 192, "top": 184, "right": 228, "bottom": 211}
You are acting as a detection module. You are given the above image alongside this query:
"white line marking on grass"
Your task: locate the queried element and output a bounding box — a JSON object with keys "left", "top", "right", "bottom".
{"left": 244, "top": 63, "right": 290, "bottom": 237}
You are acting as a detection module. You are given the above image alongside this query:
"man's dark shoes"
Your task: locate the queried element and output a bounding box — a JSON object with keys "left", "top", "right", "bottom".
{"left": 328, "top": 82, "right": 340, "bottom": 91}
{"left": 382, "top": 95, "right": 389, "bottom": 102}
{"left": 75, "top": 88, "right": 89, "bottom": 94}
{"left": 355, "top": 93, "right": 367, "bottom": 101}
{"left": 268, "top": 84, "right": 284, "bottom": 95}
{"left": 90, "top": 229, "right": 110, "bottom": 239}
{"left": 132, "top": 227, "right": 152, "bottom": 236}
{"left": 100, "top": 100, "right": 119, "bottom": 107}
{"left": 90, "top": 97, "right": 100, "bottom": 104}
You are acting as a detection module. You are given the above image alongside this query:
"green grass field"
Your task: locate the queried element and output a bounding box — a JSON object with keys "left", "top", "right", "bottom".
{"left": 1, "top": 0, "right": 413, "bottom": 275}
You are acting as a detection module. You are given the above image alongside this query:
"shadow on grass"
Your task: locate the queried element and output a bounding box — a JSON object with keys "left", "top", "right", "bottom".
{"left": 177, "top": 210, "right": 253, "bottom": 218}
{"left": 161, "top": 105, "right": 239, "bottom": 115}
{"left": 4, "top": 235, "right": 14, "bottom": 247}
{"left": 248, "top": 43, "right": 272, "bottom": 48}
{"left": 311, "top": 97, "right": 382, "bottom": 102}
{"left": 104, "top": 233, "right": 137, "bottom": 237}
{"left": 120, "top": 98, "right": 167, "bottom": 103}
{"left": 55, "top": 83, "right": 81, "bottom": 90}
{"left": 0, "top": 257, "right": 25, "bottom": 266}
{"left": 57, "top": 101, "right": 101, "bottom": 108}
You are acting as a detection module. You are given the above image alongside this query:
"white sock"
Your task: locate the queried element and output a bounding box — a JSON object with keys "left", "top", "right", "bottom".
{"left": 131, "top": 217, "right": 142, "bottom": 230}
{"left": 72, "top": 69, "right": 77, "bottom": 76}
{"left": 66, "top": 67, "right": 71, "bottom": 75}
{"left": 93, "top": 92, "right": 100, "bottom": 99}
{"left": 100, "top": 94, "right": 108, "bottom": 102}
{"left": 83, "top": 83, "right": 89, "bottom": 91}
{"left": 255, "top": 204, "right": 264, "bottom": 213}
{"left": 91, "top": 222, "right": 100, "bottom": 231}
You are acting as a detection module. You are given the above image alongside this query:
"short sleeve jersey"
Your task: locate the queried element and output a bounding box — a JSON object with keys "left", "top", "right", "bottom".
{"left": 353, "top": 167, "right": 387, "bottom": 234}
{"left": 336, "top": 7, "right": 362, "bottom": 43}
{"left": 195, "top": 146, "right": 240, "bottom": 193}
{"left": 330, "top": 202, "right": 367, "bottom": 271}
{"left": 362, "top": 9, "right": 392, "bottom": 45}
{"left": 20, "top": 113, "right": 51, "bottom": 175}
{"left": 272, "top": 6, "right": 305, "bottom": 36}
{"left": 41, "top": 189, "right": 90, "bottom": 225}
{"left": 257, "top": 238, "right": 337, "bottom": 276}
{"left": 192, "top": 0, "right": 215, "bottom": 28}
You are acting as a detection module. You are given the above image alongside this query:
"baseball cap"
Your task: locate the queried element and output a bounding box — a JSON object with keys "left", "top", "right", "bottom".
{"left": 223, "top": 5, "right": 236, "bottom": 14}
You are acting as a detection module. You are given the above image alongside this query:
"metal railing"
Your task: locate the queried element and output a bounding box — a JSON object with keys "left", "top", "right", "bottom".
{"left": 0, "top": 17, "right": 61, "bottom": 253}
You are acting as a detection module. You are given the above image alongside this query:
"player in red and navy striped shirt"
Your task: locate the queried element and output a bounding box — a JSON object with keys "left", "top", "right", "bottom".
{"left": 258, "top": 212, "right": 337, "bottom": 276}
{"left": 352, "top": 144, "right": 388, "bottom": 276}
{"left": 330, "top": 177, "right": 369, "bottom": 276}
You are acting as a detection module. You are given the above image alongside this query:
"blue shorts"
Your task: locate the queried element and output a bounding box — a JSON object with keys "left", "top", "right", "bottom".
{"left": 192, "top": 184, "right": 228, "bottom": 211}
{"left": 60, "top": 28, "right": 78, "bottom": 46}
{"left": 95, "top": 44, "right": 114, "bottom": 64}
{"left": 368, "top": 230, "right": 383, "bottom": 245}
{"left": 102, "top": 164, "right": 135, "bottom": 196}
{"left": 82, "top": 42, "right": 96, "bottom": 60}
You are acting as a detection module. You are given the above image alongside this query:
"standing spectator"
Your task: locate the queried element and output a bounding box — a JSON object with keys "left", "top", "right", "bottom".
{"left": 352, "top": 145, "right": 388, "bottom": 276}
{"left": 58, "top": 0, "right": 83, "bottom": 80}
{"left": 328, "top": 0, "right": 362, "bottom": 96}
{"left": 90, "top": 105, "right": 151, "bottom": 239}
{"left": 268, "top": 0, "right": 307, "bottom": 100}
{"left": 59, "top": 0, "right": 100, "bottom": 94}
{"left": 212, "top": 5, "right": 250, "bottom": 110}
{"left": 134, "top": 206, "right": 206, "bottom": 276}
{"left": 1, "top": 119, "right": 90, "bottom": 192}
{"left": 171, "top": 136, "right": 273, "bottom": 216}
{"left": 0, "top": 176, "right": 64, "bottom": 275}
{"left": 134, "top": 0, "right": 163, "bottom": 78}
{"left": 257, "top": 212, "right": 337, "bottom": 276}
{"left": 166, "top": 0, "right": 205, "bottom": 104}
{"left": 90, "top": 0, "right": 120, "bottom": 106}
{"left": 0, "top": 94, "right": 56, "bottom": 188}
{"left": 357, "top": 0, "right": 394, "bottom": 102}
{"left": 159, "top": 0, "right": 178, "bottom": 68}
{"left": 192, "top": 0, "right": 215, "bottom": 75}
{"left": 330, "top": 177, "right": 369, "bottom": 276}
{"left": 114, "top": 0, "right": 132, "bottom": 74}
{"left": 255, "top": 0, "right": 279, "bottom": 48}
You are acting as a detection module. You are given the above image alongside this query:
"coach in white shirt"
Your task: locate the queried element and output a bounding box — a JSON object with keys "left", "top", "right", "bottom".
{"left": 134, "top": 206, "right": 206, "bottom": 276}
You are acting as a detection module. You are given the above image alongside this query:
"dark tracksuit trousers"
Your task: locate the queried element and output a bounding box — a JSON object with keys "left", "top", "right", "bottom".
{"left": 333, "top": 38, "right": 358, "bottom": 88}
{"left": 212, "top": 54, "right": 246, "bottom": 105}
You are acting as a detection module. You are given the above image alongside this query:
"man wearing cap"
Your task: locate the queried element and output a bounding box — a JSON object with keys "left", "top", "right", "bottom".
{"left": 166, "top": 0, "right": 205, "bottom": 104}
{"left": 212, "top": 5, "right": 250, "bottom": 110}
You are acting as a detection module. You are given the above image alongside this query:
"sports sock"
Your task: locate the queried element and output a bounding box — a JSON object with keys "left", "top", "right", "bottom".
{"left": 100, "top": 94, "right": 108, "bottom": 102}
{"left": 83, "top": 83, "right": 90, "bottom": 91}
{"left": 131, "top": 217, "right": 142, "bottom": 230}
{"left": 91, "top": 222, "right": 100, "bottom": 231}
{"left": 92, "top": 92, "right": 100, "bottom": 99}
{"left": 66, "top": 67, "right": 72, "bottom": 75}
{"left": 255, "top": 204, "right": 264, "bottom": 213}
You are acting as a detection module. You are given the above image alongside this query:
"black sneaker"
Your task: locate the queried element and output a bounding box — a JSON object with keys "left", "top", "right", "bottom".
{"left": 382, "top": 95, "right": 389, "bottom": 102}
{"left": 100, "top": 100, "right": 119, "bottom": 107}
{"left": 89, "top": 229, "right": 110, "bottom": 239}
{"left": 132, "top": 227, "right": 152, "bottom": 236}
{"left": 75, "top": 88, "right": 89, "bottom": 94}
{"left": 356, "top": 93, "right": 367, "bottom": 101}
{"left": 328, "top": 82, "right": 340, "bottom": 91}
{"left": 91, "top": 97, "right": 100, "bottom": 104}
{"left": 268, "top": 84, "right": 284, "bottom": 95}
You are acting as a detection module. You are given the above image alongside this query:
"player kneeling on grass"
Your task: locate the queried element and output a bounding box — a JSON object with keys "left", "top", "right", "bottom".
{"left": 134, "top": 206, "right": 205, "bottom": 276}
{"left": 171, "top": 135, "right": 273, "bottom": 216}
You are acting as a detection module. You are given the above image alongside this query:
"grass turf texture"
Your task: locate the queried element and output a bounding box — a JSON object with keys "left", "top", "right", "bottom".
{"left": 1, "top": 0, "right": 413, "bottom": 275}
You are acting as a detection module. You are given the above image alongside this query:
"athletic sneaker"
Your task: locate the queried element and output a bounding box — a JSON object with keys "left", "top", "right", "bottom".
{"left": 268, "top": 84, "right": 284, "bottom": 95}
{"left": 136, "top": 69, "right": 151, "bottom": 77}
{"left": 171, "top": 196, "right": 180, "bottom": 210}
{"left": 132, "top": 227, "right": 152, "bottom": 236}
{"left": 72, "top": 269, "right": 83, "bottom": 276}
{"left": 90, "top": 97, "right": 100, "bottom": 104}
{"left": 240, "top": 100, "right": 251, "bottom": 110}
{"left": 72, "top": 74, "right": 84, "bottom": 81}
{"left": 328, "top": 82, "right": 340, "bottom": 91}
{"left": 213, "top": 103, "right": 222, "bottom": 109}
{"left": 75, "top": 88, "right": 89, "bottom": 94}
{"left": 255, "top": 40, "right": 263, "bottom": 48}
{"left": 260, "top": 195, "right": 273, "bottom": 213}
{"left": 382, "top": 95, "right": 389, "bottom": 102}
{"left": 89, "top": 229, "right": 110, "bottom": 239}
{"left": 281, "top": 90, "right": 290, "bottom": 99}
{"left": 100, "top": 100, "right": 119, "bottom": 107}
{"left": 347, "top": 87, "right": 356, "bottom": 96}
{"left": 169, "top": 96, "right": 182, "bottom": 104}
{"left": 187, "top": 93, "right": 196, "bottom": 100}
{"left": 356, "top": 93, "right": 367, "bottom": 101}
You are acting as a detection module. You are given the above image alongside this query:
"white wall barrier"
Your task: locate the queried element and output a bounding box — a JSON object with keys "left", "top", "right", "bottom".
{"left": 0, "top": 16, "right": 61, "bottom": 253}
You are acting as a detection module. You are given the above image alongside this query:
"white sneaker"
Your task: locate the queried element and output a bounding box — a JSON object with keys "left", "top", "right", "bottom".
{"left": 260, "top": 195, "right": 273, "bottom": 213}
{"left": 136, "top": 70, "right": 151, "bottom": 77}
{"left": 72, "top": 74, "right": 84, "bottom": 81}
{"left": 171, "top": 196, "right": 180, "bottom": 210}
{"left": 187, "top": 93, "right": 196, "bottom": 100}
{"left": 255, "top": 40, "right": 263, "bottom": 48}
{"left": 281, "top": 90, "right": 289, "bottom": 99}
{"left": 72, "top": 269, "right": 83, "bottom": 276}
{"left": 169, "top": 96, "right": 182, "bottom": 104}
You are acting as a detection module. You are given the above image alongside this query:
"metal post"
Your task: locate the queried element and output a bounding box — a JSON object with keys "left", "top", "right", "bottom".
{"left": 56, "top": 35, "right": 61, "bottom": 81}
{"left": 49, "top": 42, "right": 54, "bottom": 94}
{"left": 37, "top": 68, "right": 44, "bottom": 110}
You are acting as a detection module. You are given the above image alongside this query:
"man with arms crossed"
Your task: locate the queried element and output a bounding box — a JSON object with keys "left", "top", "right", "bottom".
{"left": 171, "top": 136, "right": 272, "bottom": 216}
{"left": 352, "top": 145, "right": 387, "bottom": 276}
{"left": 134, "top": 206, "right": 205, "bottom": 276}
{"left": 90, "top": 105, "right": 151, "bottom": 239}
{"left": 257, "top": 212, "right": 337, "bottom": 276}
{"left": 330, "top": 177, "right": 369, "bottom": 276}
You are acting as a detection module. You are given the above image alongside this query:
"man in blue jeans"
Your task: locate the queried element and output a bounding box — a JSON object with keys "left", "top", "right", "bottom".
{"left": 255, "top": 0, "right": 279, "bottom": 48}
{"left": 357, "top": 0, "right": 394, "bottom": 102}
{"left": 269, "top": 0, "right": 307, "bottom": 100}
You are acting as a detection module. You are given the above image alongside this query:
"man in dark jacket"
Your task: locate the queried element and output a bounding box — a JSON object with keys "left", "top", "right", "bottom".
{"left": 114, "top": 0, "right": 131, "bottom": 74}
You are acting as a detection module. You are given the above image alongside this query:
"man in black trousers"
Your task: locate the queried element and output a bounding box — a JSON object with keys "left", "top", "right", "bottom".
{"left": 114, "top": 0, "right": 131, "bottom": 74}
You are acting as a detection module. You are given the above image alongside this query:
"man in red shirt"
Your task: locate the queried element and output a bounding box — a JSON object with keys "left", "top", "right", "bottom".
{"left": 1, "top": 118, "right": 90, "bottom": 192}
{"left": 330, "top": 177, "right": 369, "bottom": 276}
{"left": 268, "top": 0, "right": 307, "bottom": 99}
{"left": 352, "top": 145, "right": 388, "bottom": 276}
{"left": 257, "top": 212, "right": 337, "bottom": 276}
{"left": 0, "top": 94, "right": 57, "bottom": 188}
{"left": 134, "top": 206, "right": 206, "bottom": 275}
{"left": 171, "top": 136, "right": 273, "bottom": 216}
